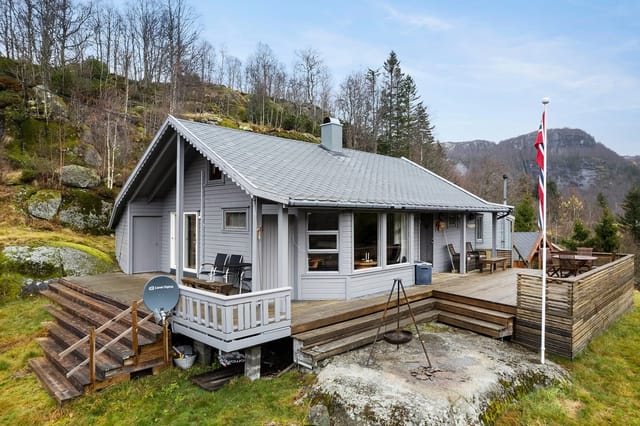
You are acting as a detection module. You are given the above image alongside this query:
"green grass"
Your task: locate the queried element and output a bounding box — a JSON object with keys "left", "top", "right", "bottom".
{"left": 0, "top": 296, "right": 312, "bottom": 425}
{"left": 3, "top": 290, "right": 640, "bottom": 425}
{"left": 496, "top": 291, "right": 640, "bottom": 425}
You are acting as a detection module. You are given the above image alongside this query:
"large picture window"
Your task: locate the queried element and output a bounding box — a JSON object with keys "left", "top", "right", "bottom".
{"left": 307, "top": 212, "right": 339, "bottom": 271}
{"left": 354, "top": 212, "right": 378, "bottom": 269}
{"left": 387, "top": 212, "right": 408, "bottom": 265}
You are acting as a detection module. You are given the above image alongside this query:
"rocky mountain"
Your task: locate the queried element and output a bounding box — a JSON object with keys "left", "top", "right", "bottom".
{"left": 443, "top": 128, "right": 640, "bottom": 214}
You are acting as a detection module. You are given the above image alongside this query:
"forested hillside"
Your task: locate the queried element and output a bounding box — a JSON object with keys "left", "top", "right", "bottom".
{"left": 0, "top": 0, "right": 639, "bottom": 259}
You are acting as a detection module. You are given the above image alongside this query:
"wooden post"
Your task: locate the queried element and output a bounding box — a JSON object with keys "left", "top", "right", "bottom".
{"left": 89, "top": 327, "right": 96, "bottom": 390}
{"left": 131, "top": 300, "right": 139, "bottom": 362}
{"left": 163, "top": 320, "right": 170, "bottom": 365}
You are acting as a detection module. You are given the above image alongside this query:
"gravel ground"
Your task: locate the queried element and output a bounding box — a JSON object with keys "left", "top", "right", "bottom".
{"left": 313, "top": 323, "right": 568, "bottom": 425}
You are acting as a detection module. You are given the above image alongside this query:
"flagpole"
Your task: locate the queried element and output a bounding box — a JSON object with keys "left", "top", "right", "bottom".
{"left": 540, "top": 97, "right": 549, "bottom": 364}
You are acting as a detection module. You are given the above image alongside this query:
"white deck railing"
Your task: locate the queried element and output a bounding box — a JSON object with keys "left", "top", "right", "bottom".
{"left": 172, "top": 285, "right": 292, "bottom": 353}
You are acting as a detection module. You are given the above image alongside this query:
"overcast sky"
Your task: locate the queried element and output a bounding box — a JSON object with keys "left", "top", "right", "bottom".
{"left": 194, "top": 0, "right": 640, "bottom": 156}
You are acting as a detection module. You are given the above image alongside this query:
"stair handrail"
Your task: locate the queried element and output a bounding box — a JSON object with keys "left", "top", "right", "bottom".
{"left": 58, "top": 298, "right": 145, "bottom": 359}
{"left": 65, "top": 311, "right": 155, "bottom": 378}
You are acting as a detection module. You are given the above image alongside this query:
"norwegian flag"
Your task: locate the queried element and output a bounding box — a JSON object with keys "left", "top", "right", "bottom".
{"left": 534, "top": 111, "right": 546, "bottom": 229}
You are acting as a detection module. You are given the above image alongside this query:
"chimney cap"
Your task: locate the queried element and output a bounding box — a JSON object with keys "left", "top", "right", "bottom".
{"left": 323, "top": 117, "right": 340, "bottom": 125}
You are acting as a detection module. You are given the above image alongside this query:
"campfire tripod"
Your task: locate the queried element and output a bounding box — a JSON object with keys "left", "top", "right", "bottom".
{"left": 366, "top": 278, "right": 432, "bottom": 367}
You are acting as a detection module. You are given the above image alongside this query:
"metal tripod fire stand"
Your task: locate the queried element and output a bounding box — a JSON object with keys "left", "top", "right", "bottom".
{"left": 366, "top": 278, "right": 432, "bottom": 368}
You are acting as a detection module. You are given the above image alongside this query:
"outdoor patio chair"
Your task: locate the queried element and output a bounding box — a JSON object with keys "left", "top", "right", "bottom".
{"left": 543, "top": 248, "right": 561, "bottom": 277}
{"left": 558, "top": 253, "right": 578, "bottom": 277}
{"left": 465, "top": 242, "right": 485, "bottom": 269}
{"left": 577, "top": 247, "right": 594, "bottom": 273}
{"left": 447, "top": 243, "right": 474, "bottom": 272}
{"left": 201, "top": 253, "right": 228, "bottom": 281}
{"left": 238, "top": 268, "right": 252, "bottom": 294}
{"left": 223, "top": 254, "right": 244, "bottom": 283}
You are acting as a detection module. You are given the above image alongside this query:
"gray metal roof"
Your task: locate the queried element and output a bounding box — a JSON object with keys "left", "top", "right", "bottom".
{"left": 110, "top": 116, "right": 510, "bottom": 227}
{"left": 513, "top": 232, "right": 540, "bottom": 261}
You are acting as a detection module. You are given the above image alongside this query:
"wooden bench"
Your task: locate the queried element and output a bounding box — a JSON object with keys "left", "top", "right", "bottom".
{"left": 181, "top": 277, "right": 234, "bottom": 295}
{"left": 479, "top": 257, "right": 508, "bottom": 274}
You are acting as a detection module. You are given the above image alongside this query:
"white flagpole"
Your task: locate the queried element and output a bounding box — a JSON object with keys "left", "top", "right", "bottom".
{"left": 540, "top": 97, "right": 549, "bottom": 364}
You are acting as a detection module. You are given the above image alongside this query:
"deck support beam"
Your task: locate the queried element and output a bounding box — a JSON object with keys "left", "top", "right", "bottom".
{"left": 244, "top": 346, "right": 261, "bottom": 380}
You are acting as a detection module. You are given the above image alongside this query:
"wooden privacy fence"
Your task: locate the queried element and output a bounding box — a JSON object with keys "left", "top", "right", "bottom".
{"left": 172, "top": 286, "right": 292, "bottom": 353}
{"left": 516, "top": 253, "right": 634, "bottom": 358}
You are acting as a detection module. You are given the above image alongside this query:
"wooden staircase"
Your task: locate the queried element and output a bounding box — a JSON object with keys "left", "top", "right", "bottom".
{"left": 293, "top": 292, "right": 515, "bottom": 369}
{"left": 29, "top": 279, "right": 169, "bottom": 404}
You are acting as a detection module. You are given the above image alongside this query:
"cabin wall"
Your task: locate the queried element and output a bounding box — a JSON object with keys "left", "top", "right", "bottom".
{"left": 160, "top": 156, "right": 252, "bottom": 272}
{"left": 114, "top": 206, "right": 130, "bottom": 273}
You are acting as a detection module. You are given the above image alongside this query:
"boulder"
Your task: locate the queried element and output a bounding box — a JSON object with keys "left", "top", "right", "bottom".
{"left": 61, "top": 165, "right": 101, "bottom": 188}
{"left": 59, "top": 199, "right": 112, "bottom": 233}
{"left": 27, "top": 189, "right": 62, "bottom": 220}
{"left": 82, "top": 144, "right": 103, "bottom": 168}
{"left": 3, "top": 245, "right": 115, "bottom": 278}
{"left": 306, "top": 404, "right": 330, "bottom": 426}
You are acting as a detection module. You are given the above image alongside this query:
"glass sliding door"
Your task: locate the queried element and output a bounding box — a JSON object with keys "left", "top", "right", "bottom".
{"left": 170, "top": 212, "right": 198, "bottom": 273}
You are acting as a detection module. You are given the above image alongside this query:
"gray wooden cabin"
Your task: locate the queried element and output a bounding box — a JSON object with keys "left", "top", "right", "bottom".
{"left": 109, "top": 115, "right": 511, "bottom": 301}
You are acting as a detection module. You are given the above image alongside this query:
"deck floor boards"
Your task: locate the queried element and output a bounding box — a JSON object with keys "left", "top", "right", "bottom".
{"left": 62, "top": 269, "right": 522, "bottom": 336}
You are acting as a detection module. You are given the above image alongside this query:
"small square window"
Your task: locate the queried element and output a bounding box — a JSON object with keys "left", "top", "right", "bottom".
{"left": 223, "top": 210, "right": 247, "bottom": 231}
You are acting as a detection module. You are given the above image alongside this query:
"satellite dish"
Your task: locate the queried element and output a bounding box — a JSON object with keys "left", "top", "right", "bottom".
{"left": 142, "top": 276, "right": 180, "bottom": 322}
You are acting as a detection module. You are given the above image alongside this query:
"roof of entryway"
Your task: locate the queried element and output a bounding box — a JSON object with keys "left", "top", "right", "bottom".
{"left": 109, "top": 115, "right": 510, "bottom": 227}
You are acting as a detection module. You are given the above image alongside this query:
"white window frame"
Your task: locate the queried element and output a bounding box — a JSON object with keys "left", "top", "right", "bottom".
{"left": 475, "top": 215, "right": 484, "bottom": 242}
{"left": 223, "top": 208, "right": 248, "bottom": 232}
{"left": 170, "top": 211, "right": 199, "bottom": 273}
{"left": 307, "top": 212, "right": 340, "bottom": 272}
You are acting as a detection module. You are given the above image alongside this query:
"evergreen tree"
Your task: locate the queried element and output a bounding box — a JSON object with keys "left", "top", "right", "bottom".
{"left": 592, "top": 193, "right": 620, "bottom": 253}
{"left": 619, "top": 185, "right": 640, "bottom": 244}
{"left": 514, "top": 193, "right": 537, "bottom": 232}
{"left": 562, "top": 219, "right": 590, "bottom": 250}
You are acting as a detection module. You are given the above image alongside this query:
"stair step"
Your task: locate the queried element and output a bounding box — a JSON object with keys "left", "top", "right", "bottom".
{"left": 41, "top": 290, "right": 155, "bottom": 347}
{"left": 293, "top": 298, "right": 436, "bottom": 347}
{"left": 48, "top": 282, "right": 162, "bottom": 340}
{"left": 45, "top": 305, "right": 135, "bottom": 362}
{"left": 29, "top": 357, "right": 83, "bottom": 404}
{"left": 299, "top": 310, "right": 439, "bottom": 365}
{"left": 42, "top": 322, "right": 123, "bottom": 375}
{"left": 437, "top": 311, "right": 512, "bottom": 338}
{"left": 37, "top": 337, "right": 94, "bottom": 387}
{"left": 434, "top": 299, "right": 514, "bottom": 327}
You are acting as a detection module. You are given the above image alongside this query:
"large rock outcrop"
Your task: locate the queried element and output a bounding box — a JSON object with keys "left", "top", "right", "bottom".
{"left": 27, "top": 190, "right": 62, "bottom": 220}
{"left": 61, "top": 165, "right": 101, "bottom": 188}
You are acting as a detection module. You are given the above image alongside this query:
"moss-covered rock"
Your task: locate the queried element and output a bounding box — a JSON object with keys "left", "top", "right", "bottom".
{"left": 27, "top": 189, "right": 62, "bottom": 220}
{"left": 61, "top": 164, "right": 101, "bottom": 188}
{"left": 2, "top": 245, "right": 115, "bottom": 278}
{"left": 59, "top": 189, "right": 112, "bottom": 234}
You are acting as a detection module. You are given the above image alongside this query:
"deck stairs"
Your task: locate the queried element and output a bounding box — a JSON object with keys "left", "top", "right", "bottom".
{"left": 29, "top": 279, "right": 168, "bottom": 404}
{"left": 293, "top": 292, "right": 515, "bottom": 369}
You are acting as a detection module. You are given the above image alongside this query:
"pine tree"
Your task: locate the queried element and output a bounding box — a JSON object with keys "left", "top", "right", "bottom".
{"left": 619, "top": 185, "right": 640, "bottom": 244}
{"left": 592, "top": 193, "right": 620, "bottom": 253}
{"left": 514, "top": 193, "right": 537, "bottom": 232}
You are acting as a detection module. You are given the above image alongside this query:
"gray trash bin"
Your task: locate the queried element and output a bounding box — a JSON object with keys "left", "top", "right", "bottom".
{"left": 415, "top": 262, "right": 432, "bottom": 285}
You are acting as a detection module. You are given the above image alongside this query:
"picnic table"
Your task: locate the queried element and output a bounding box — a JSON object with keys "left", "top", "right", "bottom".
{"left": 479, "top": 257, "right": 508, "bottom": 274}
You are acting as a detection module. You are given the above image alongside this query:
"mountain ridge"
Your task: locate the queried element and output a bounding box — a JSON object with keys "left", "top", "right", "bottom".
{"left": 443, "top": 128, "right": 640, "bottom": 214}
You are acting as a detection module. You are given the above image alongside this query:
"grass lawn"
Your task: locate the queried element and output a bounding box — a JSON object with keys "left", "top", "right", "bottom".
{"left": 496, "top": 290, "right": 640, "bottom": 425}
{"left": 0, "top": 296, "right": 312, "bottom": 426}
{"left": 2, "top": 290, "right": 639, "bottom": 425}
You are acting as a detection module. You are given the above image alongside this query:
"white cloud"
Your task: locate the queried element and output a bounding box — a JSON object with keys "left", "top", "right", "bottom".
{"left": 380, "top": 2, "right": 452, "bottom": 31}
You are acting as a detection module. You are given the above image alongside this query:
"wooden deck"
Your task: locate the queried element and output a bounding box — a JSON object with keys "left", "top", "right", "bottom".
{"left": 291, "top": 269, "right": 518, "bottom": 332}
{"left": 63, "top": 270, "right": 519, "bottom": 331}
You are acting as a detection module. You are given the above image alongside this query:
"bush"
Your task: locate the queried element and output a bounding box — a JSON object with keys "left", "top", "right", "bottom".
{"left": 0, "top": 257, "right": 23, "bottom": 304}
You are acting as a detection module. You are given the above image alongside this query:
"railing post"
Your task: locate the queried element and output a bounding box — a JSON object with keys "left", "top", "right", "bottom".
{"left": 89, "top": 327, "right": 96, "bottom": 390}
{"left": 131, "top": 300, "right": 139, "bottom": 363}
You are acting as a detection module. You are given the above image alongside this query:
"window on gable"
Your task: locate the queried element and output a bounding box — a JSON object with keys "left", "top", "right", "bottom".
{"left": 208, "top": 163, "right": 223, "bottom": 183}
